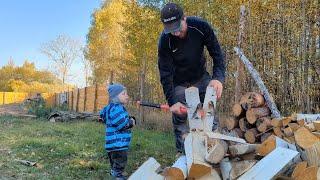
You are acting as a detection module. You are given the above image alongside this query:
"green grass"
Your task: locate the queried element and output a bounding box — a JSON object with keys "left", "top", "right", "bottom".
{"left": 0, "top": 116, "right": 176, "bottom": 179}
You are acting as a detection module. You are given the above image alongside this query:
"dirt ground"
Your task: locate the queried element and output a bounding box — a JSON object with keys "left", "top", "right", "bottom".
{"left": 0, "top": 103, "right": 35, "bottom": 117}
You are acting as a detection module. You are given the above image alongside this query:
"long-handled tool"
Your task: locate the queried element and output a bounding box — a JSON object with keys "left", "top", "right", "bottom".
{"left": 137, "top": 101, "right": 187, "bottom": 114}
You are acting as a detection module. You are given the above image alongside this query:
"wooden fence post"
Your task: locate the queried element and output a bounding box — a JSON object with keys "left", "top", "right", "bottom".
{"left": 94, "top": 84, "right": 98, "bottom": 113}
{"left": 84, "top": 87, "right": 87, "bottom": 112}
{"left": 76, "top": 88, "right": 80, "bottom": 112}
{"left": 71, "top": 91, "right": 74, "bottom": 111}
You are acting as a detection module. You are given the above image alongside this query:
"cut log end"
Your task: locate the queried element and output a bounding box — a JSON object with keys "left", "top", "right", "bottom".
{"left": 244, "top": 128, "right": 258, "bottom": 143}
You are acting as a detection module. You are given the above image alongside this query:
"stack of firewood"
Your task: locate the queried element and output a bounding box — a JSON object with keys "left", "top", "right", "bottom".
{"left": 224, "top": 92, "right": 272, "bottom": 144}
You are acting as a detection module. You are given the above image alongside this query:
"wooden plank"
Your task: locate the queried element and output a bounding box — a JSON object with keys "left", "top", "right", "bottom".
{"left": 238, "top": 147, "right": 299, "bottom": 180}
{"left": 205, "top": 132, "right": 246, "bottom": 144}
{"left": 184, "top": 132, "right": 211, "bottom": 179}
{"left": 185, "top": 87, "right": 203, "bottom": 130}
{"left": 294, "top": 127, "right": 320, "bottom": 149}
{"left": 202, "top": 86, "right": 217, "bottom": 132}
{"left": 128, "top": 157, "right": 163, "bottom": 180}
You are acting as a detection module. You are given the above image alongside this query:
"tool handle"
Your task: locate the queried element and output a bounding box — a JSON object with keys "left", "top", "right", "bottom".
{"left": 160, "top": 104, "right": 187, "bottom": 114}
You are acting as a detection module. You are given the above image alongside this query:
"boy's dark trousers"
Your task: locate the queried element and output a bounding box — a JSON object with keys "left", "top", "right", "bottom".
{"left": 172, "top": 73, "right": 219, "bottom": 153}
{"left": 107, "top": 150, "right": 128, "bottom": 178}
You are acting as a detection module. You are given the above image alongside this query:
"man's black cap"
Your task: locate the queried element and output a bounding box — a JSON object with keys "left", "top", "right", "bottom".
{"left": 160, "top": 3, "right": 184, "bottom": 34}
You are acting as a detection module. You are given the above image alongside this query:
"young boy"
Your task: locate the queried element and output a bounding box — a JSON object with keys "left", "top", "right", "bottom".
{"left": 100, "top": 83, "right": 135, "bottom": 179}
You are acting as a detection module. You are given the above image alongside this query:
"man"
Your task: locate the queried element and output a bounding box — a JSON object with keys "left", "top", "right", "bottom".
{"left": 158, "top": 3, "right": 225, "bottom": 153}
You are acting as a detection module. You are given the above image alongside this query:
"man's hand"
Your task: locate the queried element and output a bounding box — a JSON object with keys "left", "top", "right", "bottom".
{"left": 208, "top": 80, "right": 223, "bottom": 100}
{"left": 170, "top": 102, "right": 187, "bottom": 115}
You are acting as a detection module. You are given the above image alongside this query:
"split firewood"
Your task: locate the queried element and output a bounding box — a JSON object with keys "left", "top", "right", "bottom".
{"left": 297, "top": 119, "right": 305, "bottom": 126}
{"left": 229, "top": 144, "right": 257, "bottom": 156}
{"left": 226, "top": 117, "right": 239, "bottom": 130}
{"left": 304, "top": 141, "right": 320, "bottom": 167}
{"left": 162, "top": 156, "right": 187, "bottom": 180}
{"left": 197, "top": 168, "right": 221, "bottom": 180}
{"left": 273, "top": 127, "right": 284, "bottom": 138}
{"left": 230, "top": 160, "right": 257, "bottom": 179}
{"left": 295, "top": 166, "right": 318, "bottom": 180}
{"left": 291, "top": 161, "right": 307, "bottom": 179}
{"left": 246, "top": 107, "right": 270, "bottom": 124}
{"left": 294, "top": 127, "right": 320, "bottom": 149}
{"left": 283, "top": 136, "right": 296, "bottom": 144}
{"left": 282, "top": 116, "right": 294, "bottom": 127}
{"left": 232, "top": 103, "right": 245, "bottom": 118}
{"left": 184, "top": 132, "right": 211, "bottom": 179}
{"left": 313, "top": 121, "right": 320, "bottom": 131}
{"left": 256, "top": 135, "right": 296, "bottom": 156}
{"left": 256, "top": 117, "right": 272, "bottom": 133}
{"left": 312, "top": 132, "right": 320, "bottom": 138}
{"left": 205, "top": 138, "right": 227, "bottom": 164}
{"left": 283, "top": 126, "right": 294, "bottom": 137}
{"left": 244, "top": 128, "right": 258, "bottom": 143}
{"left": 238, "top": 147, "right": 299, "bottom": 180}
{"left": 128, "top": 157, "right": 164, "bottom": 180}
{"left": 288, "top": 123, "right": 300, "bottom": 132}
{"left": 220, "top": 158, "right": 232, "bottom": 180}
{"left": 271, "top": 118, "right": 283, "bottom": 127}
{"left": 305, "top": 123, "right": 316, "bottom": 132}
{"left": 260, "top": 132, "right": 272, "bottom": 143}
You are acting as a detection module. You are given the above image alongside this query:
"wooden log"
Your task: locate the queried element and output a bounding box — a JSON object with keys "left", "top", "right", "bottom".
{"left": 184, "top": 132, "right": 211, "bottom": 179}
{"left": 271, "top": 118, "right": 283, "bottom": 127}
{"left": 233, "top": 128, "right": 244, "bottom": 138}
{"left": 288, "top": 123, "right": 300, "bottom": 132}
{"left": 226, "top": 117, "right": 239, "bottom": 130}
{"left": 247, "top": 92, "right": 265, "bottom": 108}
{"left": 128, "top": 157, "right": 164, "bottom": 180}
{"left": 205, "top": 138, "right": 227, "bottom": 164}
{"left": 313, "top": 121, "right": 320, "bottom": 131}
{"left": 229, "top": 144, "right": 257, "bottom": 156}
{"left": 273, "top": 127, "right": 284, "bottom": 138}
{"left": 297, "top": 119, "right": 305, "bottom": 126}
{"left": 162, "top": 155, "right": 187, "bottom": 180}
{"left": 283, "top": 136, "right": 296, "bottom": 144}
{"left": 238, "top": 147, "right": 299, "bottom": 180}
{"left": 294, "top": 127, "right": 320, "bottom": 149}
{"left": 246, "top": 107, "right": 271, "bottom": 124}
{"left": 220, "top": 158, "right": 232, "bottom": 180}
{"left": 283, "top": 126, "right": 294, "bottom": 137}
{"left": 291, "top": 161, "right": 307, "bottom": 179}
{"left": 282, "top": 116, "right": 294, "bottom": 127}
{"left": 239, "top": 92, "right": 252, "bottom": 110}
{"left": 295, "top": 166, "right": 318, "bottom": 180}
{"left": 304, "top": 141, "right": 320, "bottom": 167}
{"left": 260, "top": 132, "right": 272, "bottom": 143}
{"left": 239, "top": 118, "right": 251, "bottom": 132}
{"left": 305, "top": 123, "right": 316, "bottom": 132}
{"left": 232, "top": 103, "right": 245, "bottom": 118}
{"left": 256, "top": 117, "right": 272, "bottom": 133}
{"left": 257, "top": 135, "right": 297, "bottom": 156}
{"left": 234, "top": 47, "right": 281, "bottom": 118}
{"left": 312, "top": 132, "right": 320, "bottom": 138}
{"left": 230, "top": 160, "right": 257, "bottom": 179}
{"left": 244, "top": 128, "right": 258, "bottom": 143}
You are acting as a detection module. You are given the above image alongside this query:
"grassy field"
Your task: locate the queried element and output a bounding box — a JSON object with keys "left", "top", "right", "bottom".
{"left": 0, "top": 116, "right": 176, "bottom": 179}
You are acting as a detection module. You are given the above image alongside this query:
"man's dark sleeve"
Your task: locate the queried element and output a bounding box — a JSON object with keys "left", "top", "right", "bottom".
{"left": 202, "top": 21, "right": 226, "bottom": 83}
{"left": 158, "top": 36, "right": 175, "bottom": 106}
